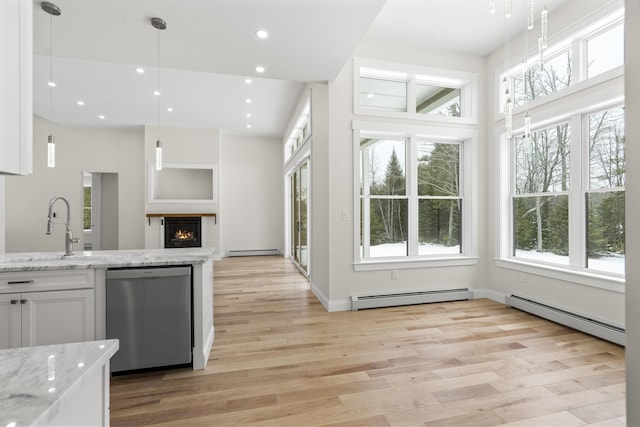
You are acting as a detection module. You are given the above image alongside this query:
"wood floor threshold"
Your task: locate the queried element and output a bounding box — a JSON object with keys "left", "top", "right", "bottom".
{"left": 110, "top": 256, "right": 626, "bottom": 426}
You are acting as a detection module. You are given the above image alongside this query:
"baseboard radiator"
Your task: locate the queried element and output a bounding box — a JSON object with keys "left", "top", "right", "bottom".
{"left": 227, "top": 249, "right": 279, "bottom": 257}
{"left": 505, "top": 294, "right": 625, "bottom": 346}
{"left": 351, "top": 288, "right": 471, "bottom": 311}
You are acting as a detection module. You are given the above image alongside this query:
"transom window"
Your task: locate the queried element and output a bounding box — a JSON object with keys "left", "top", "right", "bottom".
{"left": 354, "top": 59, "right": 477, "bottom": 124}
{"left": 500, "top": 11, "right": 623, "bottom": 112}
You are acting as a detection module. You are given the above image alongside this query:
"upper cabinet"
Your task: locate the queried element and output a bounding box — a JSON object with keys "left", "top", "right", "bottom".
{"left": 0, "top": 0, "right": 32, "bottom": 175}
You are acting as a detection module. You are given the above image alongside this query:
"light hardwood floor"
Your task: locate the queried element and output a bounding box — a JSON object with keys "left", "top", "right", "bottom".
{"left": 110, "top": 256, "right": 626, "bottom": 426}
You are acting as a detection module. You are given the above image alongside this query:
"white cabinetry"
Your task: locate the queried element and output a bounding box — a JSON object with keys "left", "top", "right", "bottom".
{"left": 0, "top": 270, "right": 95, "bottom": 349}
{"left": 0, "top": 0, "right": 32, "bottom": 175}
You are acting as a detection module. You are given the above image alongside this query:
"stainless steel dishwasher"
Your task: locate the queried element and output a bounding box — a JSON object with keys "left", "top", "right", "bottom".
{"left": 106, "top": 266, "right": 192, "bottom": 373}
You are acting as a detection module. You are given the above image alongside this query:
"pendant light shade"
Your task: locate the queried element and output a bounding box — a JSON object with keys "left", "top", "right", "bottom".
{"left": 152, "top": 17, "right": 166, "bottom": 171}
{"left": 47, "top": 135, "right": 56, "bottom": 168}
{"left": 42, "top": 1, "right": 61, "bottom": 168}
{"left": 155, "top": 140, "right": 163, "bottom": 171}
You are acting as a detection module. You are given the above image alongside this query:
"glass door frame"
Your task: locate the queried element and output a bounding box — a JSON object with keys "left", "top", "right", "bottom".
{"left": 285, "top": 156, "right": 310, "bottom": 277}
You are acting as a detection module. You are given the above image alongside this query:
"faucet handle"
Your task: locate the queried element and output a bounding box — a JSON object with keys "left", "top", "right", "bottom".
{"left": 71, "top": 237, "right": 80, "bottom": 243}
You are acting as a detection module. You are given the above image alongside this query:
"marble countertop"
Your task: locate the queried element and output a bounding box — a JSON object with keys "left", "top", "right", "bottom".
{"left": 0, "top": 339, "right": 119, "bottom": 427}
{"left": 0, "top": 247, "right": 216, "bottom": 272}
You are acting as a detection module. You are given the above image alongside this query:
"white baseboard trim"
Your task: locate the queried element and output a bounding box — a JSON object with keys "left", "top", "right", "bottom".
{"left": 321, "top": 287, "right": 508, "bottom": 313}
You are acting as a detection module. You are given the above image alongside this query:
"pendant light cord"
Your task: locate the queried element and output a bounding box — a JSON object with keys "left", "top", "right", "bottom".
{"left": 157, "top": 28, "right": 160, "bottom": 139}
{"left": 49, "top": 13, "right": 54, "bottom": 127}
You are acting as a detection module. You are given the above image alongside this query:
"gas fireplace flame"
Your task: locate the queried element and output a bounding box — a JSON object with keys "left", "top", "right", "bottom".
{"left": 174, "top": 230, "right": 195, "bottom": 241}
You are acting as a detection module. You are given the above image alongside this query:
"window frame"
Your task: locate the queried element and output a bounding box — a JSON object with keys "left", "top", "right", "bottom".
{"left": 495, "top": 6, "right": 626, "bottom": 289}
{"left": 497, "top": 100, "right": 625, "bottom": 289}
{"left": 354, "top": 58, "right": 479, "bottom": 126}
{"left": 353, "top": 120, "right": 478, "bottom": 271}
{"left": 496, "top": 9, "right": 624, "bottom": 120}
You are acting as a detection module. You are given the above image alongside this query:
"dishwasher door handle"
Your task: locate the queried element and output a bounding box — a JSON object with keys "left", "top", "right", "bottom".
{"left": 106, "top": 266, "right": 191, "bottom": 280}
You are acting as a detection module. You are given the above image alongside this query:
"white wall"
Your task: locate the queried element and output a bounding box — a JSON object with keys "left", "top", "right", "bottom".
{"left": 144, "top": 126, "right": 220, "bottom": 250}
{"left": 319, "top": 44, "right": 486, "bottom": 309}
{"left": 625, "top": 0, "right": 639, "bottom": 423}
{"left": 484, "top": 0, "right": 625, "bottom": 326}
{"left": 220, "top": 134, "right": 284, "bottom": 255}
{"left": 4, "top": 115, "right": 145, "bottom": 252}
{"left": 0, "top": 177, "right": 5, "bottom": 253}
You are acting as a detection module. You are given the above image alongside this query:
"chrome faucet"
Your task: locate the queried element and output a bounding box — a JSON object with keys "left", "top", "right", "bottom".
{"left": 46, "top": 195, "right": 80, "bottom": 256}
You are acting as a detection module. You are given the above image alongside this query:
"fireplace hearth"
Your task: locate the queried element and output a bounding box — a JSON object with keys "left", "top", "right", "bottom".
{"left": 164, "top": 217, "right": 202, "bottom": 248}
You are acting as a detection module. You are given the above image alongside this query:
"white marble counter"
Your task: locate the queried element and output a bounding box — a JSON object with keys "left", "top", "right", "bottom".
{"left": 0, "top": 339, "right": 119, "bottom": 426}
{"left": 0, "top": 247, "right": 216, "bottom": 272}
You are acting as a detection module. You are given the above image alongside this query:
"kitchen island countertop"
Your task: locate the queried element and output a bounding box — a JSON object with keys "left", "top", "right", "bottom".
{"left": 0, "top": 339, "right": 119, "bottom": 427}
{"left": 0, "top": 248, "right": 217, "bottom": 273}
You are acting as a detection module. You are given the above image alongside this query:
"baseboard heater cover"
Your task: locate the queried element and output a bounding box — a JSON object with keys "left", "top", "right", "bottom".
{"left": 505, "top": 294, "right": 625, "bottom": 346}
{"left": 351, "top": 288, "right": 471, "bottom": 311}
{"left": 227, "top": 249, "right": 279, "bottom": 257}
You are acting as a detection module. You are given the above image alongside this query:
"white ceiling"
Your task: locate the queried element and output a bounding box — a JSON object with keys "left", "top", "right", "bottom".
{"left": 32, "top": 0, "right": 567, "bottom": 139}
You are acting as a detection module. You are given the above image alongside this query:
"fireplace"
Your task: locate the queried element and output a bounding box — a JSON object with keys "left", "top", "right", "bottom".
{"left": 164, "top": 217, "right": 202, "bottom": 248}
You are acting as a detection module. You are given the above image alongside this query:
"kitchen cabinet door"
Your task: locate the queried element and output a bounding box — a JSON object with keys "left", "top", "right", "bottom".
{"left": 22, "top": 289, "right": 95, "bottom": 347}
{"left": 0, "top": 0, "right": 32, "bottom": 175}
{"left": 0, "top": 293, "right": 22, "bottom": 349}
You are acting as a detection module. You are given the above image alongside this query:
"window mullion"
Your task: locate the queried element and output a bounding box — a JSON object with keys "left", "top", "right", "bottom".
{"left": 569, "top": 114, "right": 585, "bottom": 268}
{"left": 407, "top": 137, "right": 418, "bottom": 256}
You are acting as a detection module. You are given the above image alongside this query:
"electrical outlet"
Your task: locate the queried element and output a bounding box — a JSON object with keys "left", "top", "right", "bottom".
{"left": 391, "top": 269, "right": 398, "bottom": 280}
{"left": 520, "top": 272, "right": 527, "bottom": 282}
{"left": 341, "top": 210, "right": 349, "bottom": 221}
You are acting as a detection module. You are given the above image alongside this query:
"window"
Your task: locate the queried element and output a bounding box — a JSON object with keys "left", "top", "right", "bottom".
{"left": 497, "top": 8, "right": 625, "bottom": 282}
{"left": 513, "top": 122, "right": 571, "bottom": 265}
{"left": 586, "top": 107, "right": 625, "bottom": 273}
{"left": 417, "top": 142, "right": 461, "bottom": 254}
{"left": 512, "top": 49, "right": 572, "bottom": 108}
{"left": 500, "top": 13, "right": 623, "bottom": 113}
{"left": 354, "top": 59, "right": 478, "bottom": 124}
{"left": 587, "top": 23, "right": 624, "bottom": 79}
{"left": 360, "top": 138, "right": 408, "bottom": 258}
{"left": 507, "top": 107, "right": 625, "bottom": 276}
{"left": 83, "top": 185, "right": 92, "bottom": 231}
{"left": 356, "top": 126, "right": 472, "bottom": 267}
{"left": 360, "top": 77, "right": 408, "bottom": 113}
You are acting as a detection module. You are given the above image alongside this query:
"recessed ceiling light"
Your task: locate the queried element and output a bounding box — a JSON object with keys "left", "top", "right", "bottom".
{"left": 98, "top": 115, "right": 105, "bottom": 120}
{"left": 246, "top": 124, "right": 252, "bottom": 128}
{"left": 246, "top": 113, "right": 252, "bottom": 118}
{"left": 48, "top": 81, "right": 56, "bottom": 87}
{"left": 153, "top": 90, "right": 160, "bottom": 96}
{"left": 256, "top": 29, "right": 268, "bottom": 39}
{"left": 246, "top": 98, "right": 252, "bottom": 104}
{"left": 167, "top": 107, "right": 173, "bottom": 112}
{"left": 245, "top": 78, "right": 252, "bottom": 84}
{"left": 136, "top": 67, "right": 145, "bottom": 74}
{"left": 367, "top": 93, "right": 375, "bottom": 98}
{"left": 255, "top": 66, "right": 265, "bottom": 73}
{"left": 77, "top": 100, "right": 85, "bottom": 106}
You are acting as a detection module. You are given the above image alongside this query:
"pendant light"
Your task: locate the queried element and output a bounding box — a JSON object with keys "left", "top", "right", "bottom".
{"left": 42, "top": 1, "right": 61, "bottom": 168}
{"left": 151, "top": 17, "right": 166, "bottom": 171}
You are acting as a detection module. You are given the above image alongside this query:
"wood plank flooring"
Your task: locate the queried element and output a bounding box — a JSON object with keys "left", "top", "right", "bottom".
{"left": 110, "top": 256, "right": 626, "bottom": 426}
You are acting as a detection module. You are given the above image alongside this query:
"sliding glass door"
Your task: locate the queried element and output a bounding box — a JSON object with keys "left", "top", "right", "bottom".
{"left": 290, "top": 161, "right": 309, "bottom": 274}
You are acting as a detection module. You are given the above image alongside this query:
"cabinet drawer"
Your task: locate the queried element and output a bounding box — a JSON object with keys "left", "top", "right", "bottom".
{"left": 0, "top": 269, "right": 94, "bottom": 293}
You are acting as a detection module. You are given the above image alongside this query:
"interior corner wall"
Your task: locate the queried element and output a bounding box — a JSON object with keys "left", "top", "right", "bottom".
{"left": 625, "top": 0, "right": 640, "bottom": 423}
{"left": 483, "top": 0, "right": 625, "bottom": 326}
{"left": 4, "top": 115, "right": 145, "bottom": 252}
{"left": 323, "top": 45, "right": 486, "bottom": 309}
{"left": 219, "top": 134, "right": 283, "bottom": 256}
{"left": 308, "top": 84, "right": 331, "bottom": 304}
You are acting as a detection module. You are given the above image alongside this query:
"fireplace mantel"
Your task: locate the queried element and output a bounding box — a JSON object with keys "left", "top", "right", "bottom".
{"left": 146, "top": 213, "right": 216, "bottom": 224}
